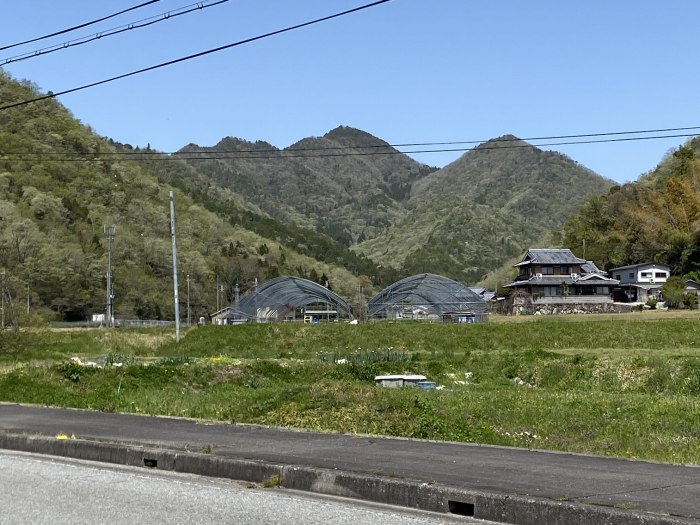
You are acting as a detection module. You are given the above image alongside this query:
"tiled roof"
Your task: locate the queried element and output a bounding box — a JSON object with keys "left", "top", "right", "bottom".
{"left": 581, "top": 261, "right": 602, "bottom": 274}
{"left": 609, "top": 262, "right": 671, "bottom": 272}
{"left": 515, "top": 248, "right": 586, "bottom": 267}
{"left": 504, "top": 275, "right": 619, "bottom": 288}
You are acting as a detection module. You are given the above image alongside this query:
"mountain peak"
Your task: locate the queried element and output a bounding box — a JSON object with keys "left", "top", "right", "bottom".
{"left": 323, "top": 126, "right": 389, "bottom": 147}
{"left": 476, "top": 134, "right": 528, "bottom": 150}
{"left": 213, "top": 136, "right": 276, "bottom": 152}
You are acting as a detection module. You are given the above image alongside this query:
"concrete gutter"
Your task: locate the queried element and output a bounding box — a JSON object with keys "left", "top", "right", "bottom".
{"left": 0, "top": 432, "right": 694, "bottom": 525}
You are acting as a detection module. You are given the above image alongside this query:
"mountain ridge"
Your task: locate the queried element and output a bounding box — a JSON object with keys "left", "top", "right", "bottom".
{"left": 177, "top": 128, "right": 613, "bottom": 283}
{"left": 355, "top": 135, "right": 614, "bottom": 281}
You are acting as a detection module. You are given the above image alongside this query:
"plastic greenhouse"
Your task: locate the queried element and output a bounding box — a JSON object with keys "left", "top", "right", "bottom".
{"left": 231, "top": 275, "right": 353, "bottom": 323}
{"left": 366, "top": 273, "right": 488, "bottom": 323}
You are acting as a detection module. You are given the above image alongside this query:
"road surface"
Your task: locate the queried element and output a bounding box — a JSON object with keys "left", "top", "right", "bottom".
{"left": 0, "top": 450, "right": 487, "bottom": 525}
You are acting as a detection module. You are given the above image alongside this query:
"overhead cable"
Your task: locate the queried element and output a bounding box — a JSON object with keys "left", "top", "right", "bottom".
{"left": 164, "top": 132, "right": 700, "bottom": 159}
{"left": 0, "top": 0, "right": 161, "bottom": 52}
{"left": 1, "top": 131, "right": 697, "bottom": 162}
{"left": 1, "top": 0, "right": 229, "bottom": 66}
{"left": 2, "top": 126, "right": 697, "bottom": 158}
{"left": 0, "top": 0, "right": 392, "bottom": 111}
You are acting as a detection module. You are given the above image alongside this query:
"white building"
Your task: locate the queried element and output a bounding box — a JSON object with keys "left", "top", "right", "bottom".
{"left": 374, "top": 375, "right": 427, "bottom": 388}
{"left": 610, "top": 263, "right": 671, "bottom": 303}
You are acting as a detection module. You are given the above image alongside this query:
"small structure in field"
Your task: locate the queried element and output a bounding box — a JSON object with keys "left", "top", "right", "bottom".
{"left": 374, "top": 374, "right": 427, "bottom": 388}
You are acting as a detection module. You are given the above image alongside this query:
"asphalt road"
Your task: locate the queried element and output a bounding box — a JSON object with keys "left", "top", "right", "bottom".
{"left": 0, "top": 450, "right": 487, "bottom": 525}
{"left": 1, "top": 404, "right": 698, "bottom": 524}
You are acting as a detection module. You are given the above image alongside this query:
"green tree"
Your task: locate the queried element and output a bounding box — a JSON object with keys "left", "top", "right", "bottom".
{"left": 661, "top": 276, "right": 687, "bottom": 308}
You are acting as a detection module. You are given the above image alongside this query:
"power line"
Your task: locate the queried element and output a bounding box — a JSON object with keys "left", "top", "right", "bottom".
{"left": 1, "top": 126, "right": 698, "bottom": 157}
{"left": 94, "top": 126, "right": 700, "bottom": 156}
{"left": 0, "top": 0, "right": 392, "bottom": 111}
{"left": 1, "top": 0, "right": 229, "bottom": 67}
{"left": 1, "top": 131, "right": 697, "bottom": 162}
{"left": 389, "top": 126, "right": 700, "bottom": 149}
{"left": 157, "top": 132, "right": 700, "bottom": 159}
{"left": 0, "top": 0, "right": 161, "bottom": 52}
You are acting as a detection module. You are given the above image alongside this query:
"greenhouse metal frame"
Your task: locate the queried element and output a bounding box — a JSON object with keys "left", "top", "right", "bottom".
{"left": 366, "top": 273, "right": 488, "bottom": 322}
{"left": 232, "top": 275, "right": 353, "bottom": 322}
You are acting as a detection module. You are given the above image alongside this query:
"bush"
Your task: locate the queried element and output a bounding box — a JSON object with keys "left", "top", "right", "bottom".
{"left": 683, "top": 292, "right": 698, "bottom": 309}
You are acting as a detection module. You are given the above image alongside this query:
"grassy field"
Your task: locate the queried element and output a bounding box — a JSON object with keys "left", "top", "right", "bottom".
{"left": 1, "top": 312, "right": 699, "bottom": 464}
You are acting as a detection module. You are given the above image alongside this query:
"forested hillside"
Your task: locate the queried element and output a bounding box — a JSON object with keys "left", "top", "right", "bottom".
{"left": 560, "top": 138, "right": 700, "bottom": 276}
{"left": 177, "top": 126, "right": 437, "bottom": 245}
{"left": 0, "top": 72, "right": 378, "bottom": 324}
{"left": 0, "top": 67, "right": 633, "bottom": 325}
{"left": 175, "top": 131, "right": 613, "bottom": 284}
{"left": 357, "top": 137, "right": 614, "bottom": 282}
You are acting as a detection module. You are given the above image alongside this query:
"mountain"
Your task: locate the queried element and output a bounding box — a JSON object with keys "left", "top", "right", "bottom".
{"left": 560, "top": 137, "right": 700, "bottom": 276}
{"left": 178, "top": 126, "right": 437, "bottom": 245}
{"left": 179, "top": 131, "right": 613, "bottom": 283}
{"left": 356, "top": 136, "right": 614, "bottom": 282}
{"left": 0, "top": 72, "right": 378, "bottom": 324}
{"left": 0, "top": 67, "right": 621, "bottom": 324}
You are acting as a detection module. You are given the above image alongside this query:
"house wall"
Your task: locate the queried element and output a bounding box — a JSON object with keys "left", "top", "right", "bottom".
{"left": 613, "top": 264, "right": 670, "bottom": 285}
{"left": 522, "top": 264, "right": 583, "bottom": 278}
{"left": 533, "top": 296, "right": 612, "bottom": 305}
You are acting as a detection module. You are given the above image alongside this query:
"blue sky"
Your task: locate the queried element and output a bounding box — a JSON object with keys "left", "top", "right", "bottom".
{"left": 2, "top": 0, "right": 699, "bottom": 183}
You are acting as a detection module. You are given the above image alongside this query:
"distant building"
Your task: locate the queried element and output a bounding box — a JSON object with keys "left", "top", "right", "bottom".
{"left": 686, "top": 280, "right": 700, "bottom": 307}
{"left": 374, "top": 375, "right": 427, "bottom": 388}
{"left": 209, "top": 307, "right": 244, "bottom": 325}
{"left": 504, "top": 248, "right": 619, "bottom": 314}
{"left": 609, "top": 263, "right": 670, "bottom": 304}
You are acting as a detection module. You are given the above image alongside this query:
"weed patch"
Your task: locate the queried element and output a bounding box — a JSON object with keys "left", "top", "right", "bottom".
{"left": 2, "top": 318, "right": 700, "bottom": 464}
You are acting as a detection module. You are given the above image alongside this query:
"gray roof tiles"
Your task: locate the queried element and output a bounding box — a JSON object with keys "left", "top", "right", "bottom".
{"left": 515, "top": 248, "right": 587, "bottom": 266}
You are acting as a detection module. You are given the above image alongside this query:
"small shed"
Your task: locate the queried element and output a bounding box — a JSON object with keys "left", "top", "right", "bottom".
{"left": 686, "top": 280, "right": 700, "bottom": 306}
{"left": 209, "top": 307, "right": 244, "bottom": 325}
{"left": 374, "top": 374, "right": 427, "bottom": 388}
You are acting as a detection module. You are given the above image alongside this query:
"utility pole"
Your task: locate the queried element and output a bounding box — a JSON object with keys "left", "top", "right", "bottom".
{"left": 253, "top": 277, "right": 258, "bottom": 323}
{"left": 1, "top": 268, "right": 5, "bottom": 329}
{"left": 186, "top": 274, "right": 191, "bottom": 327}
{"left": 215, "top": 275, "right": 220, "bottom": 312}
{"left": 104, "top": 225, "right": 115, "bottom": 327}
{"left": 169, "top": 192, "right": 180, "bottom": 342}
{"left": 358, "top": 284, "right": 365, "bottom": 322}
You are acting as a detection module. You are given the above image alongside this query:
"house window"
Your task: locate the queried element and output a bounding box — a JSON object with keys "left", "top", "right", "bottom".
{"left": 544, "top": 286, "right": 557, "bottom": 297}
{"left": 641, "top": 272, "right": 652, "bottom": 278}
{"left": 655, "top": 272, "right": 667, "bottom": 279}
{"left": 542, "top": 267, "right": 553, "bottom": 275}
{"left": 629, "top": 273, "right": 634, "bottom": 279}
{"left": 615, "top": 274, "right": 621, "bottom": 280}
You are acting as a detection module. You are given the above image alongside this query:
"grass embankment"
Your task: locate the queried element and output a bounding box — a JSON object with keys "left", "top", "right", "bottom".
{"left": 1, "top": 315, "right": 699, "bottom": 464}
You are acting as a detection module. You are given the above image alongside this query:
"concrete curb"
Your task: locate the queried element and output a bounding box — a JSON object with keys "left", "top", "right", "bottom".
{"left": 0, "top": 432, "right": 694, "bottom": 525}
